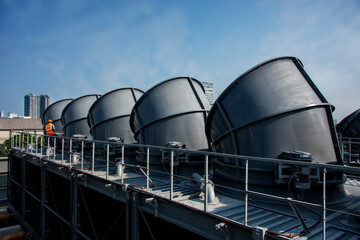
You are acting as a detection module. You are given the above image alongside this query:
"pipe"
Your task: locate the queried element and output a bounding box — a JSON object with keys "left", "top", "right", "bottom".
{"left": 0, "top": 225, "right": 24, "bottom": 240}
{"left": 0, "top": 232, "right": 24, "bottom": 240}
{"left": 192, "top": 172, "right": 216, "bottom": 204}
{"left": 0, "top": 209, "right": 11, "bottom": 221}
{"left": 0, "top": 213, "right": 11, "bottom": 221}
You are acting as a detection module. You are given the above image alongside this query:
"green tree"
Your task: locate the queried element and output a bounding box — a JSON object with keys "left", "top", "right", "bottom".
{"left": 0, "top": 139, "right": 11, "bottom": 157}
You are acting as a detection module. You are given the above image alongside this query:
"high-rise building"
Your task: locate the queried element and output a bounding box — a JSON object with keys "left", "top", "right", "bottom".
{"left": 201, "top": 82, "right": 214, "bottom": 105}
{"left": 24, "top": 93, "right": 50, "bottom": 118}
{"left": 0, "top": 111, "right": 4, "bottom": 118}
{"left": 40, "top": 95, "right": 50, "bottom": 117}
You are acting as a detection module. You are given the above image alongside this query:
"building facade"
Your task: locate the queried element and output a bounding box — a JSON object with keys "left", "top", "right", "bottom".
{"left": 24, "top": 93, "right": 50, "bottom": 118}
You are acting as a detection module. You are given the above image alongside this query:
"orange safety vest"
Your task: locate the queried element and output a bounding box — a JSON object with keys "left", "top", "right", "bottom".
{"left": 45, "top": 123, "right": 55, "bottom": 135}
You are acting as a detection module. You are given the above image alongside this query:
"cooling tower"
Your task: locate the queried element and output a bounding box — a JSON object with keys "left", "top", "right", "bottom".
{"left": 205, "top": 57, "right": 345, "bottom": 202}
{"left": 61, "top": 94, "right": 100, "bottom": 139}
{"left": 88, "top": 88, "right": 144, "bottom": 143}
{"left": 130, "top": 77, "right": 211, "bottom": 175}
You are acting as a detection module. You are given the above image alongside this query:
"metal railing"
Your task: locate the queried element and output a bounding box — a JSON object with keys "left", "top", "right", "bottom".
{"left": 10, "top": 131, "right": 360, "bottom": 240}
{"left": 339, "top": 136, "right": 360, "bottom": 163}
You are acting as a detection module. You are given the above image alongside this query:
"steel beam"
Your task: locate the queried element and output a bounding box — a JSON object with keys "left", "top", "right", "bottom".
{"left": 132, "top": 192, "right": 139, "bottom": 240}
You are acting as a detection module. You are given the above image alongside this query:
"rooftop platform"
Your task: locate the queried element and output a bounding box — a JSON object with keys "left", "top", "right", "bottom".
{"left": 7, "top": 133, "right": 360, "bottom": 239}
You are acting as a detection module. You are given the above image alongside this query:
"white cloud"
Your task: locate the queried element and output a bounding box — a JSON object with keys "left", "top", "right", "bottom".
{"left": 257, "top": 0, "right": 360, "bottom": 121}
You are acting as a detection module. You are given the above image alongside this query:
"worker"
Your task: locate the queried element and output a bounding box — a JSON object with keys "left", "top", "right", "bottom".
{"left": 44, "top": 119, "right": 56, "bottom": 135}
{"left": 44, "top": 119, "right": 56, "bottom": 150}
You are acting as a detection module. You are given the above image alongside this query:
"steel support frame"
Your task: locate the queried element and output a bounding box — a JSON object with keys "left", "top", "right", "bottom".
{"left": 9, "top": 151, "right": 91, "bottom": 239}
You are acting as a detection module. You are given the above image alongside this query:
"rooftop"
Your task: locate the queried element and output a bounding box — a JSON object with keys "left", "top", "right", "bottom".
{"left": 0, "top": 118, "right": 43, "bottom": 130}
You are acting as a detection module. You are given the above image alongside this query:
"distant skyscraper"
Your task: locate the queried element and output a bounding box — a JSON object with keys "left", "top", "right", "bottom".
{"left": 0, "top": 111, "right": 4, "bottom": 117}
{"left": 201, "top": 82, "right": 214, "bottom": 104}
{"left": 40, "top": 95, "right": 50, "bottom": 117}
{"left": 24, "top": 93, "right": 50, "bottom": 118}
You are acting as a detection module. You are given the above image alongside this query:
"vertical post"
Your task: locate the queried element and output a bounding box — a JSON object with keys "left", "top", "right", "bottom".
{"left": 126, "top": 191, "right": 132, "bottom": 240}
{"left": 71, "top": 173, "right": 78, "bottom": 240}
{"left": 121, "top": 145, "right": 125, "bottom": 184}
{"left": 61, "top": 138, "right": 64, "bottom": 164}
{"left": 35, "top": 135, "right": 38, "bottom": 154}
{"left": 341, "top": 138, "right": 344, "bottom": 160}
{"left": 204, "top": 154, "right": 209, "bottom": 212}
{"left": 132, "top": 192, "right": 139, "bottom": 240}
{"left": 53, "top": 137, "right": 56, "bottom": 160}
{"left": 15, "top": 134, "right": 18, "bottom": 148}
{"left": 10, "top": 132, "right": 13, "bottom": 149}
{"left": 323, "top": 168, "right": 327, "bottom": 240}
{"left": 26, "top": 132, "right": 29, "bottom": 152}
{"left": 146, "top": 147, "right": 150, "bottom": 189}
{"left": 69, "top": 139, "right": 73, "bottom": 169}
{"left": 40, "top": 136, "right": 43, "bottom": 155}
{"left": 245, "top": 159, "right": 249, "bottom": 226}
{"left": 92, "top": 142, "right": 95, "bottom": 174}
{"left": 22, "top": 133, "right": 24, "bottom": 149}
{"left": 81, "top": 141, "right": 84, "bottom": 170}
{"left": 47, "top": 136, "right": 50, "bottom": 157}
{"left": 30, "top": 133, "right": 33, "bottom": 153}
{"left": 40, "top": 163, "right": 46, "bottom": 238}
{"left": 106, "top": 144, "right": 109, "bottom": 180}
{"left": 170, "top": 151, "right": 174, "bottom": 200}
{"left": 21, "top": 157, "right": 26, "bottom": 217}
{"left": 349, "top": 139, "right": 352, "bottom": 162}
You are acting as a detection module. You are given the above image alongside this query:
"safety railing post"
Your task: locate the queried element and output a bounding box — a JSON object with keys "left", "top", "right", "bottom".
{"left": 81, "top": 141, "right": 84, "bottom": 170}
{"left": 47, "top": 136, "right": 50, "bottom": 157}
{"left": 26, "top": 132, "right": 29, "bottom": 152}
{"left": 349, "top": 139, "right": 352, "bottom": 162}
{"left": 204, "top": 154, "right": 209, "bottom": 212}
{"left": 69, "top": 139, "right": 73, "bottom": 169}
{"left": 10, "top": 133, "right": 12, "bottom": 148}
{"left": 22, "top": 133, "right": 24, "bottom": 149}
{"left": 170, "top": 151, "right": 174, "bottom": 200}
{"left": 245, "top": 159, "right": 249, "bottom": 226}
{"left": 30, "top": 133, "right": 33, "bottom": 153}
{"left": 61, "top": 138, "right": 64, "bottom": 164}
{"left": 341, "top": 138, "right": 344, "bottom": 160}
{"left": 146, "top": 147, "right": 150, "bottom": 189}
{"left": 53, "top": 137, "right": 56, "bottom": 160}
{"left": 323, "top": 168, "right": 327, "bottom": 240}
{"left": 92, "top": 142, "right": 95, "bottom": 174}
{"left": 121, "top": 145, "right": 125, "bottom": 184}
{"left": 106, "top": 144, "right": 109, "bottom": 180}
{"left": 35, "top": 135, "right": 38, "bottom": 154}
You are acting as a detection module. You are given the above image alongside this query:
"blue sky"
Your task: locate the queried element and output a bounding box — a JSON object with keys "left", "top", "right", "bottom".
{"left": 0, "top": 0, "right": 359, "bottom": 122}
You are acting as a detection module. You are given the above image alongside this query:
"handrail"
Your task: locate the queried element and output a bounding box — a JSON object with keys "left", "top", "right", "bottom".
{"left": 9, "top": 131, "right": 360, "bottom": 239}
{"left": 13, "top": 131, "right": 360, "bottom": 172}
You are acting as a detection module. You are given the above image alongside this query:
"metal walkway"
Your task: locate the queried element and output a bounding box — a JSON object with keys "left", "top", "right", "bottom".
{"left": 7, "top": 133, "right": 360, "bottom": 240}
